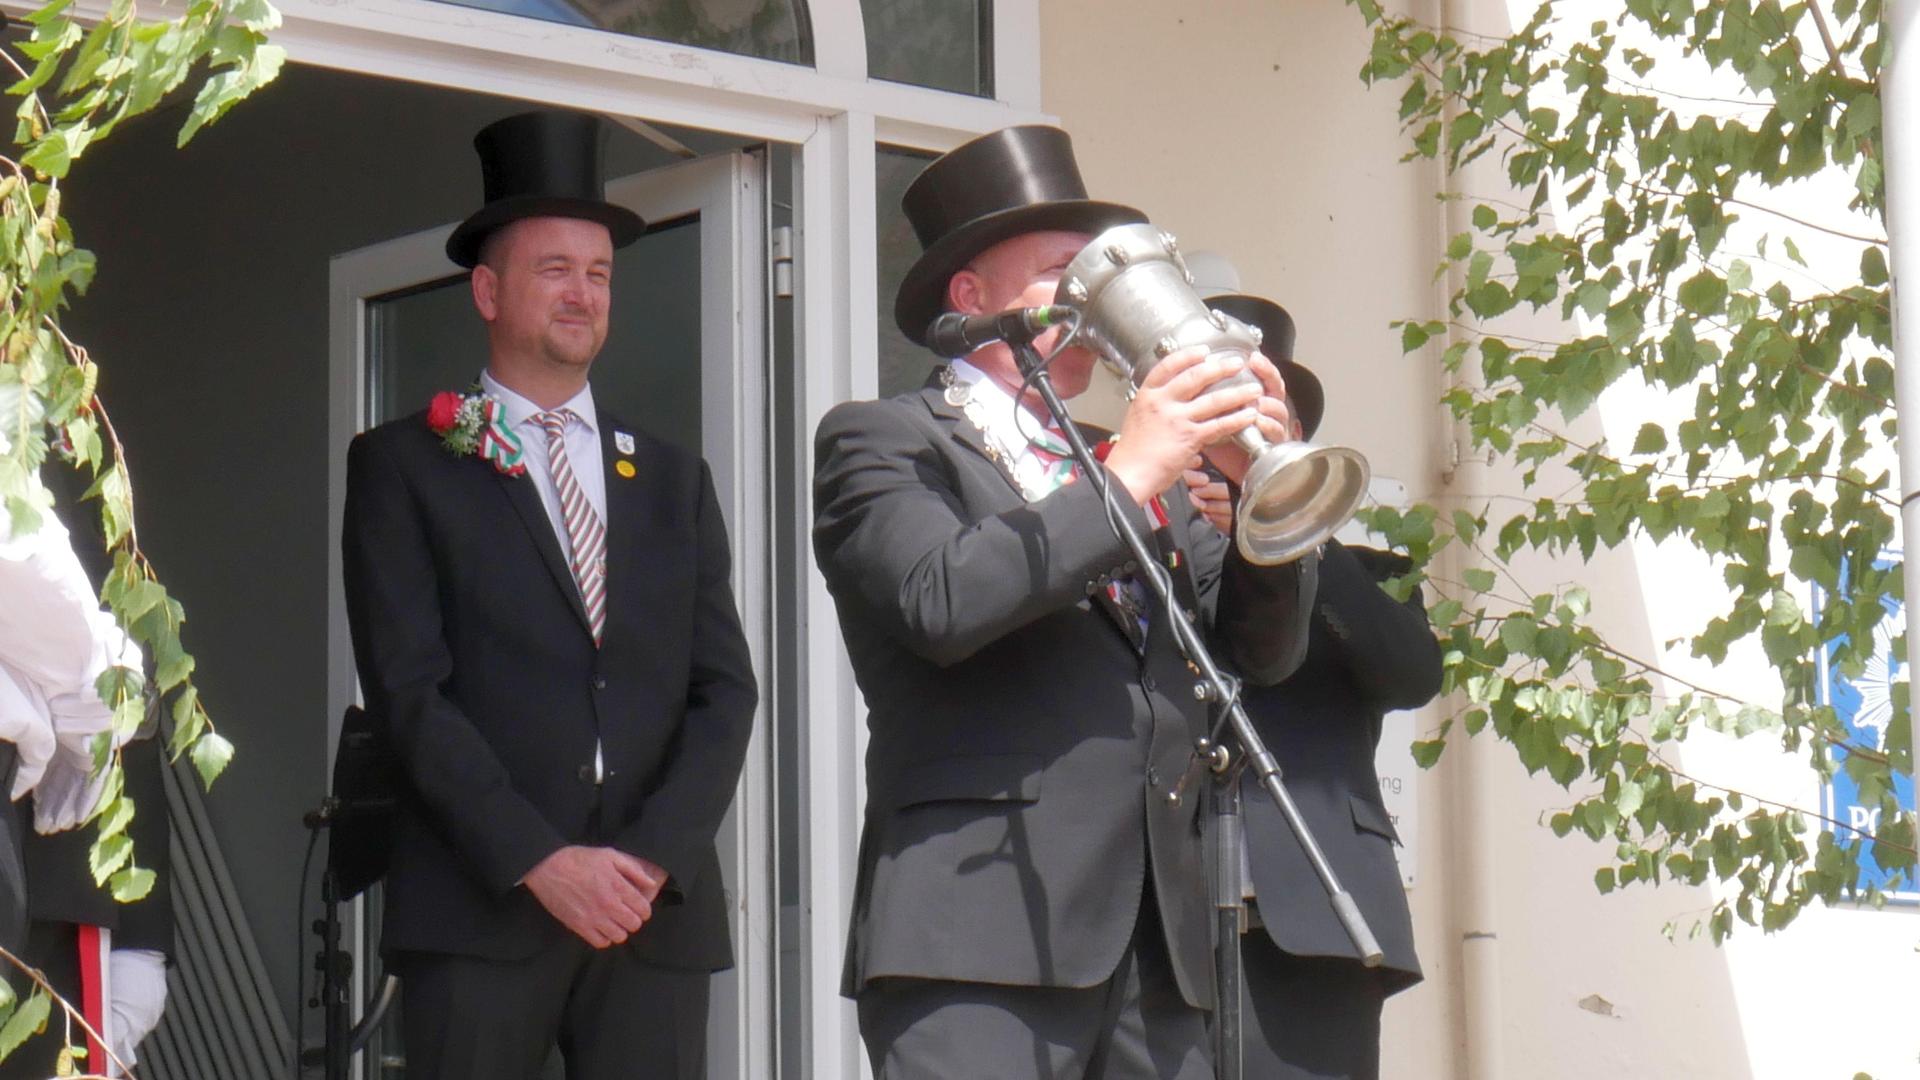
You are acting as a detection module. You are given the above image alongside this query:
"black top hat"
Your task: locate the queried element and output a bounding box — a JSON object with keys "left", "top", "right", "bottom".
{"left": 1204, "top": 295, "right": 1325, "bottom": 440}
{"left": 895, "top": 125, "right": 1146, "bottom": 345}
{"left": 446, "top": 111, "right": 646, "bottom": 269}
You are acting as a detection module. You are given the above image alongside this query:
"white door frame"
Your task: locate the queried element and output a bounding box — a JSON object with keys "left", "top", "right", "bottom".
{"left": 324, "top": 150, "right": 774, "bottom": 1078}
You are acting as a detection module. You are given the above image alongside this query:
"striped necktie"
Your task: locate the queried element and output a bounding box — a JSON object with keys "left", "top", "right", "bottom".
{"left": 537, "top": 409, "right": 607, "bottom": 645}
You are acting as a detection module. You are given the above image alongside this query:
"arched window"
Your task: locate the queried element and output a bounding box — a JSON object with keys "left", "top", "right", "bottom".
{"left": 441, "top": 0, "right": 815, "bottom": 65}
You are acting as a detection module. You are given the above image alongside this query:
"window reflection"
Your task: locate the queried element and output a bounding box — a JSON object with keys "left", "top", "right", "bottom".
{"left": 862, "top": 0, "right": 992, "bottom": 97}
{"left": 877, "top": 146, "right": 937, "bottom": 398}
{"left": 440, "top": 0, "right": 813, "bottom": 66}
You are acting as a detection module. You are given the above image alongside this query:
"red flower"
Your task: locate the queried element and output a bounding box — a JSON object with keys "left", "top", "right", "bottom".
{"left": 1093, "top": 436, "right": 1118, "bottom": 463}
{"left": 427, "top": 392, "right": 463, "bottom": 434}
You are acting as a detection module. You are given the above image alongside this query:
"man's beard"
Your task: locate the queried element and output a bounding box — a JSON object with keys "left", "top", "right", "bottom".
{"left": 538, "top": 323, "right": 604, "bottom": 369}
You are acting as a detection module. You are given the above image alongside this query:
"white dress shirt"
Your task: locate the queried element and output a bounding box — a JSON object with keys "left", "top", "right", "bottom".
{"left": 480, "top": 371, "right": 608, "bottom": 564}
{"left": 0, "top": 508, "right": 138, "bottom": 827}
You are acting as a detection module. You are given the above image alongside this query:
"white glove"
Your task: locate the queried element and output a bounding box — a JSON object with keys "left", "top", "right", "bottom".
{"left": 107, "top": 948, "right": 169, "bottom": 1075}
{"left": 31, "top": 747, "right": 106, "bottom": 835}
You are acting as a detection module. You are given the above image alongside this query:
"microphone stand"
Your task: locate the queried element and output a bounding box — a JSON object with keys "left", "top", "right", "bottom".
{"left": 302, "top": 800, "right": 353, "bottom": 1080}
{"left": 301, "top": 798, "right": 400, "bottom": 1080}
{"left": 1005, "top": 335, "right": 1381, "bottom": 1080}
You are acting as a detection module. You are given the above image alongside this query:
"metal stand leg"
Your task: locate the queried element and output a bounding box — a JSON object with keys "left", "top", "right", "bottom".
{"left": 1212, "top": 776, "right": 1245, "bottom": 1080}
{"left": 316, "top": 869, "right": 351, "bottom": 1080}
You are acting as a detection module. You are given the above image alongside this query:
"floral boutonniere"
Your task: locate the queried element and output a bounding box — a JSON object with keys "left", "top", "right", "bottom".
{"left": 427, "top": 386, "right": 526, "bottom": 476}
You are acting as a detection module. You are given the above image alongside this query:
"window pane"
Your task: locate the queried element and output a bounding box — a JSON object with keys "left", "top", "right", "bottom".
{"left": 437, "top": 0, "right": 813, "bottom": 67}
{"left": 862, "top": 0, "right": 992, "bottom": 97}
{"left": 877, "top": 146, "right": 938, "bottom": 399}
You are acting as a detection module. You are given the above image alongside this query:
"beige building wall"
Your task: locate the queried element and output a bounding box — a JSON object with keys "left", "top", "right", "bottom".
{"left": 1041, "top": 2, "right": 1919, "bottom": 1078}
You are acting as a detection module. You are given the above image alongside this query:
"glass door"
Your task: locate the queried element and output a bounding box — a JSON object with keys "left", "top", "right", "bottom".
{"left": 325, "top": 149, "right": 773, "bottom": 1079}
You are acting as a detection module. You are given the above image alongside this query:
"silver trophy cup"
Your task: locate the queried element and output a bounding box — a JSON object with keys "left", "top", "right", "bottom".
{"left": 1056, "top": 223, "right": 1369, "bottom": 565}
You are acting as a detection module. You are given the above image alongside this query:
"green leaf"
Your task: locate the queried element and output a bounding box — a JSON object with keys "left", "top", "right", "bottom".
{"left": 1677, "top": 270, "right": 1727, "bottom": 315}
{"left": 0, "top": 989, "right": 50, "bottom": 1060}
{"left": 1616, "top": 779, "right": 1646, "bottom": 817}
{"left": 190, "top": 731, "right": 235, "bottom": 788}
{"left": 1595, "top": 866, "right": 1617, "bottom": 895}
{"left": 227, "top": 0, "right": 283, "bottom": 31}
{"left": 92, "top": 665, "right": 142, "bottom": 715}
{"left": 1862, "top": 246, "right": 1889, "bottom": 287}
{"left": 1630, "top": 423, "right": 1668, "bottom": 455}
{"left": 1845, "top": 91, "right": 1881, "bottom": 140}
{"left": 20, "top": 129, "right": 73, "bottom": 178}
{"left": 1411, "top": 739, "right": 1447, "bottom": 768}
{"left": 1499, "top": 615, "right": 1538, "bottom": 653}
{"left": 110, "top": 864, "right": 156, "bottom": 902}
{"left": 88, "top": 832, "right": 132, "bottom": 884}
{"left": 1462, "top": 567, "right": 1497, "bottom": 592}
{"left": 177, "top": 45, "right": 286, "bottom": 147}
{"left": 1572, "top": 281, "right": 1610, "bottom": 318}
{"left": 97, "top": 793, "right": 134, "bottom": 839}
{"left": 169, "top": 685, "right": 202, "bottom": 757}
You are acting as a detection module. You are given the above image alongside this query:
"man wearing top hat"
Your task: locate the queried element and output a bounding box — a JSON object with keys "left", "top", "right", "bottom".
{"left": 812, "top": 125, "right": 1320, "bottom": 1078}
{"left": 341, "top": 110, "right": 757, "bottom": 1079}
{"left": 1186, "top": 295, "right": 1438, "bottom": 1079}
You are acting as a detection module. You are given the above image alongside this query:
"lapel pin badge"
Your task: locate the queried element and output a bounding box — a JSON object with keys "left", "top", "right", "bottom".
{"left": 615, "top": 430, "right": 636, "bottom": 455}
{"left": 615, "top": 460, "right": 637, "bottom": 479}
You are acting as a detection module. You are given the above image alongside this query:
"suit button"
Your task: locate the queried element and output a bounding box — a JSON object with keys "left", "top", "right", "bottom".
{"left": 592, "top": 675, "right": 608, "bottom": 690}
{"left": 576, "top": 764, "right": 595, "bottom": 782}
{"left": 1142, "top": 673, "right": 1158, "bottom": 692}
{"left": 1146, "top": 766, "right": 1161, "bottom": 786}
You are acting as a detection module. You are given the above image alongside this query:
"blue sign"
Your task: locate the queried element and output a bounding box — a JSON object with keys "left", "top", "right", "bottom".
{"left": 1815, "top": 552, "right": 1917, "bottom": 902}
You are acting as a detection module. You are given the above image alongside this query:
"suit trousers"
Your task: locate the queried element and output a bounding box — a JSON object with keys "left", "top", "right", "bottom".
{"left": 395, "top": 939, "right": 709, "bottom": 1080}
{"left": 1238, "top": 923, "right": 1385, "bottom": 1080}
{"left": 856, "top": 884, "right": 1211, "bottom": 1080}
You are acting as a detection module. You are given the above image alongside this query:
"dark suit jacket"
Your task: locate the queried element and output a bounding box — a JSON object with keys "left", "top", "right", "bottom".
{"left": 341, "top": 407, "right": 756, "bottom": 970}
{"left": 1241, "top": 540, "right": 1439, "bottom": 993}
{"left": 812, "top": 380, "right": 1317, "bottom": 1010}
{"left": 23, "top": 735, "right": 173, "bottom": 953}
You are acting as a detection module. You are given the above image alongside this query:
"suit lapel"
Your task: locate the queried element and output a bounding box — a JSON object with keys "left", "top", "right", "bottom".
{"left": 920, "top": 383, "right": 1027, "bottom": 503}
{"left": 493, "top": 462, "right": 594, "bottom": 637}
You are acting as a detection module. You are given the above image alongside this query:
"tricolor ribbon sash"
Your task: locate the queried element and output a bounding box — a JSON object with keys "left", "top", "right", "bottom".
{"left": 476, "top": 398, "right": 526, "bottom": 475}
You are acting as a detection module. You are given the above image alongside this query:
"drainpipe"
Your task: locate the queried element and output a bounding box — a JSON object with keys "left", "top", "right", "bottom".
{"left": 1438, "top": 0, "right": 1505, "bottom": 1075}
{"left": 1884, "top": 0, "right": 1920, "bottom": 880}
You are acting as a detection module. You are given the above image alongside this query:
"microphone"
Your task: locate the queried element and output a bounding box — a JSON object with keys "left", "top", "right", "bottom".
{"left": 924, "top": 305, "right": 1076, "bottom": 359}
